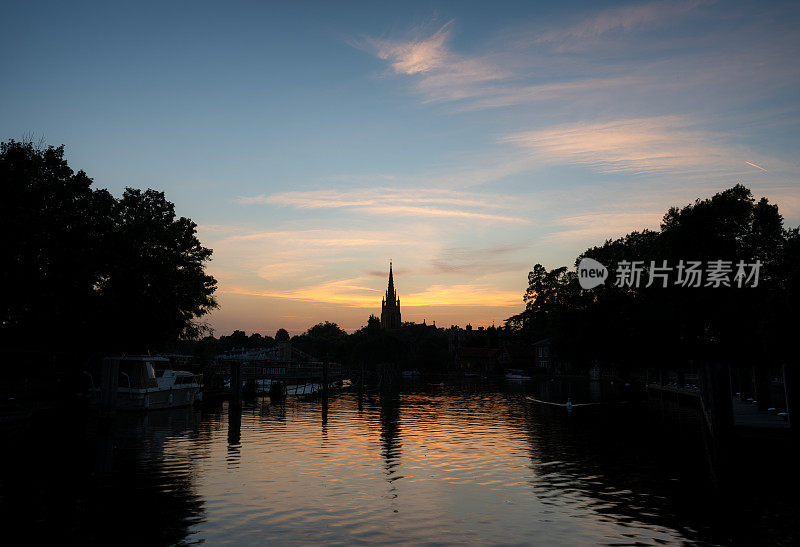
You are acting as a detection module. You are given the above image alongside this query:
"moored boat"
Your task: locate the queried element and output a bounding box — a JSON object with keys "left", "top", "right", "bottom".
{"left": 89, "top": 356, "right": 201, "bottom": 410}
{"left": 505, "top": 369, "right": 531, "bottom": 380}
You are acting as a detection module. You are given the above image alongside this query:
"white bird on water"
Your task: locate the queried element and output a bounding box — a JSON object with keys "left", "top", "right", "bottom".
{"left": 525, "top": 396, "right": 601, "bottom": 410}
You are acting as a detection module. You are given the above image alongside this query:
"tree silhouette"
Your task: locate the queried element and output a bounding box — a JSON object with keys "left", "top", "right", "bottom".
{"left": 292, "top": 321, "right": 349, "bottom": 361}
{"left": 1, "top": 139, "right": 217, "bottom": 353}
{"left": 102, "top": 187, "right": 217, "bottom": 350}
{"left": 508, "top": 185, "right": 799, "bottom": 370}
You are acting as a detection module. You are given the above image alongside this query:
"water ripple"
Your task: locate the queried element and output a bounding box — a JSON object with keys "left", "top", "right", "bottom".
{"left": 3, "top": 386, "right": 797, "bottom": 545}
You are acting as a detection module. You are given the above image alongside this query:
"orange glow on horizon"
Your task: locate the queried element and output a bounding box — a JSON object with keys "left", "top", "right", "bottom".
{"left": 220, "top": 279, "right": 521, "bottom": 309}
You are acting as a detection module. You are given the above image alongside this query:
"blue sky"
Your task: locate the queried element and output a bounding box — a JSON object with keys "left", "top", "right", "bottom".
{"left": 2, "top": 1, "right": 799, "bottom": 334}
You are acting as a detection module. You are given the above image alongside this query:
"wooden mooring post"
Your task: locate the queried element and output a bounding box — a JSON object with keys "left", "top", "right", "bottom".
{"left": 321, "top": 358, "right": 330, "bottom": 424}
{"left": 322, "top": 358, "right": 329, "bottom": 397}
{"left": 698, "top": 361, "right": 735, "bottom": 485}
{"left": 268, "top": 381, "right": 286, "bottom": 403}
{"left": 228, "top": 404, "right": 241, "bottom": 445}
{"left": 753, "top": 365, "right": 771, "bottom": 411}
{"left": 358, "top": 360, "right": 365, "bottom": 410}
{"left": 783, "top": 363, "right": 796, "bottom": 438}
{"left": 100, "top": 357, "right": 120, "bottom": 410}
{"left": 230, "top": 361, "right": 242, "bottom": 407}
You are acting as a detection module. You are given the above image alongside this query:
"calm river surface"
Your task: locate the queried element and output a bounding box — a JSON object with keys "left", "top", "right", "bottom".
{"left": 2, "top": 381, "right": 797, "bottom": 545}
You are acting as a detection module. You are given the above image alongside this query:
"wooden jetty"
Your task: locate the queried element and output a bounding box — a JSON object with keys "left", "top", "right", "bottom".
{"left": 207, "top": 343, "right": 347, "bottom": 405}
{"left": 731, "top": 398, "right": 790, "bottom": 435}
{"left": 647, "top": 381, "right": 791, "bottom": 434}
{"left": 648, "top": 362, "right": 795, "bottom": 490}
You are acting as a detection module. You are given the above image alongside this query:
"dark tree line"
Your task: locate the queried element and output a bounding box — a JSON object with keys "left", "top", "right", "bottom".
{"left": 1, "top": 140, "right": 217, "bottom": 354}
{"left": 506, "top": 185, "right": 800, "bottom": 372}
{"left": 347, "top": 316, "right": 448, "bottom": 371}
{"left": 191, "top": 317, "right": 449, "bottom": 372}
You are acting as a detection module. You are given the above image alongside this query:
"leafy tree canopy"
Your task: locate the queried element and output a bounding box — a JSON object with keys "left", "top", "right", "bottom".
{"left": 508, "top": 185, "right": 799, "bottom": 366}
{"left": 292, "top": 321, "right": 349, "bottom": 361}
{"left": 1, "top": 139, "right": 217, "bottom": 353}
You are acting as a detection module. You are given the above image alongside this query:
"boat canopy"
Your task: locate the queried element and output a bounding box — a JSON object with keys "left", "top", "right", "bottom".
{"left": 118, "top": 358, "right": 159, "bottom": 389}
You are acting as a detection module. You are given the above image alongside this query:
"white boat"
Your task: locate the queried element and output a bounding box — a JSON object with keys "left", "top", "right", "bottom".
{"left": 285, "top": 381, "right": 341, "bottom": 396}
{"left": 254, "top": 378, "right": 274, "bottom": 393}
{"left": 90, "top": 356, "right": 201, "bottom": 410}
{"left": 505, "top": 369, "right": 531, "bottom": 380}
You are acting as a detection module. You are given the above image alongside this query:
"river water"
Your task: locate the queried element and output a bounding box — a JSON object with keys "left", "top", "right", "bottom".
{"left": 1, "top": 380, "right": 797, "bottom": 545}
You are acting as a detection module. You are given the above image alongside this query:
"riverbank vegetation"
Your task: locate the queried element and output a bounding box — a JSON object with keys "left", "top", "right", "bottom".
{"left": 1, "top": 139, "right": 218, "bottom": 354}
{"left": 184, "top": 316, "right": 450, "bottom": 373}
{"left": 4, "top": 140, "right": 797, "bottom": 384}
{"left": 504, "top": 185, "right": 800, "bottom": 375}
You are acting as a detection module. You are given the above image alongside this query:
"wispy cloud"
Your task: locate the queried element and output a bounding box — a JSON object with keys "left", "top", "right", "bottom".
{"left": 368, "top": 19, "right": 454, "bottom": 75}
{"left": 202, "top": 219, "right": 532, "bottom": 314}
{"left": 224, "top": 229, "right": 406, "bottom": 247}
{"left": 238, "top": 187, "right": 529, "bottom": 224}
{"left": 352, "top": 3, "right": 706, "bottom": 109}
{"left": 353, "top": 19, "right": 521, "bottom": 108}
{"left": 357, "top": 19, "right": 507, "bottom": 88}
{"left": 225, "top": 277, "right": 382, "bottom": 308}
{"left": 209, "top": 3, "right": 799, "bottom": 332}
{"left": 544, "top": 211, "right": 664, "bottom": 244}
{"left": 447, "top": 76, "right": 649, "bottom": 111}
{"left": 238, "top": 188, "right": 506, "bottom": 209}
{"left": 532, "top": 0, "right": 707, "bottom": 51}
{"left": 430, "top": 244, "right": 530, "bottom": 276}
{"left": 364, "top": 205, "right": 526, "bottom": 223}
{"left": 203, "top": 226, "right": 438, "bottom": 287}
{"left": 354, "top": 1, "right": 798, "bottom": 119}
{"left": 403, "top": 283, "right": 521, "bottom": 307}
{"left": 502, "top": 116, "right": 763, "bottom": 176}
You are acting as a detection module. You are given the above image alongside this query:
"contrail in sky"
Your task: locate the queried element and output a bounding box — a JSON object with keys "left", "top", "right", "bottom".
{"left": 745, "top": 161, "right": 768, "bottom": 172}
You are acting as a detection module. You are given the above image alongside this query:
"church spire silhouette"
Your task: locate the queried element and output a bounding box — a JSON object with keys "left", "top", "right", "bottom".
{"left": 381, "top": 261, "right": 401, "bottom": 329}
{"left": 387, "top": 261, "right": 396, "bottom": 300}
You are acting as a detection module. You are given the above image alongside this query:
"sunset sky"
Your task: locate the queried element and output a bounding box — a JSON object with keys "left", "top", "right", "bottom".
{"left": 3, "top": 1, "right": 799, "bottom": 334}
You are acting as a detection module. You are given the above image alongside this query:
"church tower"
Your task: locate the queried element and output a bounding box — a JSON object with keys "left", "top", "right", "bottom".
{"left": 381, "top": 261, "right": 401, "bottom": 329}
